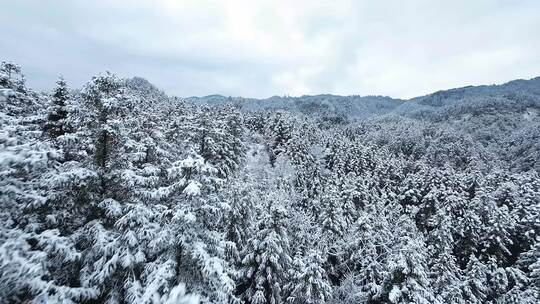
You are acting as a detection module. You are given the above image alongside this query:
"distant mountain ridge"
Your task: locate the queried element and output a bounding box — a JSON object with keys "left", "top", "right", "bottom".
{"left": 410, "top": 76, "right": 540, "bottom": 107}
{"left": 183, "top": 76, "right": 540, "bottom": 119}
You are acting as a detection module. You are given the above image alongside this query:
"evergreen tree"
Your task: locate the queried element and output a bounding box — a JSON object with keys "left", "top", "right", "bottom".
{"left": 238, "top": 205, "right": 292, "bottom": 304}
{"left": 45, "top": 77, "right": 70, "bottom": 138}
{"left": 377, "top": 217, "right": 439, "bottom": 304}
{"left": 0, "top": 65, "right": 98, "bottom": 303}
{"left": 284, "top": 250, "right": 332, "bottom": 304}
{"left": 319, "top": 178, "right": 346, "bottom": 237}
{"left": 265, "top": 112, "right": 294, "bottom": 166}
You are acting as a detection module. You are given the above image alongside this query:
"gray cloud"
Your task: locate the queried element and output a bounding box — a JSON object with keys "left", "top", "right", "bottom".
{"left": 1, "top": 0, "right": 539, "bottom": 98}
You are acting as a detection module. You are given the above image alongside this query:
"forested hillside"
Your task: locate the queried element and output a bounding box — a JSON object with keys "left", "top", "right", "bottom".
{"left": 1, "top": 61, "right": 539, "bottom": 303}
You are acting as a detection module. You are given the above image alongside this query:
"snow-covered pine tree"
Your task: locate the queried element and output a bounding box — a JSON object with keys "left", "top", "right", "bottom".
{"left": 187, "top": 106, "right": 246, "bottom": 179}
{"left": 265, "top": 112, "right": 294, "bottom": 167}
{"left": 335, "top": 196, "right": 396, "bottom": 301}
{"left": 221, "top": 174, "right": 259, "bottom": 265}
{"left": 428, "top": 212, "right": 466, "bottom": 303}
{"left": 44, "top": 77, "right": 70, "bottom": 138}
{"left": 284, "top": 250, "right": 332, "bottom": 304}
{"left": 0, "top": 64, "right": 98, "bottom": 303}
{"left": 377, "top": 216, "right": 439, "bottom": 304}
{"left": 319, "top": 177, "right": 346, "bottom": 237}
{"left": 238, "top": 204, "right": 292, "bottom": 304}
{"left": 512, "top": 240, "right": 540, "bottom": 302}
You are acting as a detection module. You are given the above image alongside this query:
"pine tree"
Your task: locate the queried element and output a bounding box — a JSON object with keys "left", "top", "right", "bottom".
{"left": 221, "top": 174, "right": 258, "bottom": 264}
{"left": 45, "top": 77, "right": 70, "bottom": 138}
{"left": 0, "top": 64, "right": 98, "bottom": 303}
{"left": 284, "top": 250, "right": 332, "bottom": 304}
{"left": 265, "top": 112, "right": 294, "bottom": 167}
{"left": 517, "top": 240, "right": 540, "bottom": 302}
{"left": 238, "top": 205, "right": 292, "bottom": 304}
{"left": 320, "top": 178, "right": 346, "bottom": 237}
{"left": 428, "top": 213, "right": 466, "bottom": 303}
{"left": 335, "top": 196, "right": 396, "bottom": 300}
{"left": 378, "top": 218, "right": 439, "bottom": 304}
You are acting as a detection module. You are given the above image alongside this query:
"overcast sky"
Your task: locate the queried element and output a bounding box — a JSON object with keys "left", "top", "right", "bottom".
{"left": 2, "top": 0, "right": 539, "bottom": 98}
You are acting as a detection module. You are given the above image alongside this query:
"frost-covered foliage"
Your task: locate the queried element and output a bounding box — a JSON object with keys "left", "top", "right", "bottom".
{"left": 1, "top": 62, "right": 539, "bottom": 303}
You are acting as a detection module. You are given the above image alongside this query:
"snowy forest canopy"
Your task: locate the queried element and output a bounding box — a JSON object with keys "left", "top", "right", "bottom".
{"left": 1, "top": 61, "right": 539, "bottom": 304}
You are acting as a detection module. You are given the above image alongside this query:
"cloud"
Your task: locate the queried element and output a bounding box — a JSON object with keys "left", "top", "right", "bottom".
{"left": 1, "top": 0, "right": 539, "bottom": 98}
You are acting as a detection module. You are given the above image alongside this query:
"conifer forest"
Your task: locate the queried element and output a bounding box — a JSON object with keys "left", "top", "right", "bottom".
{"left": 1, "top": 61, "right": 539, "bottom": 303}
